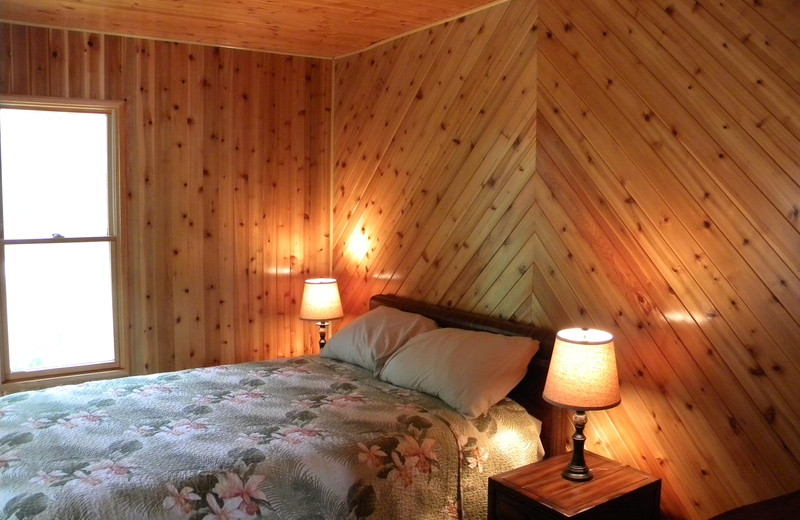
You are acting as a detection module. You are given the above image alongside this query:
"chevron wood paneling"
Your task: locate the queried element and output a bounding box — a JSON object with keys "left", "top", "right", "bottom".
{"left": 333, "top": 0, "right": 799, "bottom": 518}
{"left": 0, "top": 24, "right": 332, "bottom": 379}
{"left": 332, "top": 0, "right": 539, "bottom": 323}
{"left": 535, "top": 0, "right": 800, "bottom": 518}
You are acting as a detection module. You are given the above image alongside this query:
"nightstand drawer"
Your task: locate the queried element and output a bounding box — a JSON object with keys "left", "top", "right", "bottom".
{"left": 490, "top": 484, "right": 559, "bottom": 520}
{"left": 583, "top": 485, "right": 661, "bottom": 520}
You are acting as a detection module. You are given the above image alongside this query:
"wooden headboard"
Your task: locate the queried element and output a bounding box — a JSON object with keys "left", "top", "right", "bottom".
{"left": 369, "top": 294, "right": 567, "bottom": 458}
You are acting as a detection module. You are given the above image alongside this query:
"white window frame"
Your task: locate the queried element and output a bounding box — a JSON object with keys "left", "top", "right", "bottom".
{"left": 0, "top": 96, "right": 128, "bottom": 393}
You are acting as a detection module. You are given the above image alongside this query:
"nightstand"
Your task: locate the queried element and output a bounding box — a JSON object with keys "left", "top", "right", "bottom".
{"left": 489, "top": 451, "right": 661, "bottom": 519}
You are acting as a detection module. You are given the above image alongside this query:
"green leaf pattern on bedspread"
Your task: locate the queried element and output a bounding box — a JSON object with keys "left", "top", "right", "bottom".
{"left": 0, "top": 357, "right": 541, "bottom": 519}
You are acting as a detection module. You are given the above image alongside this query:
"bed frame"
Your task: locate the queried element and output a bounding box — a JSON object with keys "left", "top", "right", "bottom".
{"left": 369, "top": 293, "right": 567, "bottom": 458}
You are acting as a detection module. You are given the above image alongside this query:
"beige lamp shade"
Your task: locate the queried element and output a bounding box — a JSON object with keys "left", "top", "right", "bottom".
{"left": 542, "top": 328, "right": 621, "bottom": 411}
{"left": 299, "top": 278, "right": 343, "bottom": 322}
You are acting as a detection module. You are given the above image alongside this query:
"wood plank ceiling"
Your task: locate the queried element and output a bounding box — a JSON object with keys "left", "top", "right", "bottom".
{"left": 0, "top": 0, "right": 501, "bottom": 58}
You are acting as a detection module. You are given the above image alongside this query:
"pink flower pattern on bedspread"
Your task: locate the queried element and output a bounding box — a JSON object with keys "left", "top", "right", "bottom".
{"left": 0, "top": 357, "right": 541, "bottom": 519}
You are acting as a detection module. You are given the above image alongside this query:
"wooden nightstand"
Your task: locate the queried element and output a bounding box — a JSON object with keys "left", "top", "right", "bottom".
{"left": 489, "top": 451, "right": 661, "bottom": 519}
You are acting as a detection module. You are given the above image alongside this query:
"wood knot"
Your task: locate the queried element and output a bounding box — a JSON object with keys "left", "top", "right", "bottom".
{"left": 728, "top": 416, "right": 741, "bottom": 434}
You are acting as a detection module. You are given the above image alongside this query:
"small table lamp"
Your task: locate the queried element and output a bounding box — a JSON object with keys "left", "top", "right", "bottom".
{"left": 543, "top": 328, "right": 621, "bottom": 481}
{"left": 299, "top": 278, "right": 343, "bottom": 350}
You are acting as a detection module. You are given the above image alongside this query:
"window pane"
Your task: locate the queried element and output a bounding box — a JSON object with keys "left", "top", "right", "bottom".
{"left": 4, "top": 242, "right": 116, "bottom": 373}
{"left": 0, "top": 108, "right": 110, "bottom": 239}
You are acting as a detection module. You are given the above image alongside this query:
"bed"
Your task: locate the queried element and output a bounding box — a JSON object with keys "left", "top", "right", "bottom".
{"left": 0, "top": 294, "right": 557, "bottom": 520}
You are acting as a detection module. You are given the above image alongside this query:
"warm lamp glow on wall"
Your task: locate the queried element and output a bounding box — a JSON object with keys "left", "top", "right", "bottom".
{"left": 543, "top": 328, "right": 621, "bottom": 481}
{"left": 347, "top": 230, "right": 370, "bottom": 261}
{"left": 299, "top": 278, "right": 343, "bottom": 350}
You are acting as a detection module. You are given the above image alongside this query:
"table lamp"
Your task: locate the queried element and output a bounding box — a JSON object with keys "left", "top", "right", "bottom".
{"left": 542, "top": 328, "right": 621, "bottom": 481}
{"left": 299, "top": 278, "right": 343, "bottom": 350}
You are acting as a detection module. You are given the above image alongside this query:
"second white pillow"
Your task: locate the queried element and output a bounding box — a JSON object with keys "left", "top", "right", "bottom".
{"left": 379, "top": 328, "right": 539, "bottom": 418}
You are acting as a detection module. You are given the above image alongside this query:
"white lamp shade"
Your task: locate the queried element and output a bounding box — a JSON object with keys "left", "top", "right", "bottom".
{"left": 542, "top": 328, "right": 621, "bottom": 411}
{"left": 299, "top": 278, "right": 343, "bottom": 322}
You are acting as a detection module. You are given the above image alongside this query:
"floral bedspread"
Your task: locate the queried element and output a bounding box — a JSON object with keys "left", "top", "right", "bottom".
{"left": 0, "top": 356, "right": 542, "bottom": 520}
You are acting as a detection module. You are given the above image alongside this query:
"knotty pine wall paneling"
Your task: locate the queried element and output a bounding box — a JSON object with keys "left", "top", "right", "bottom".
{"left": 4, "top": 0, "right": 800, "bottom": 517}
{"left": 333, "top": 0, "right": 800, "bottom": 518}
{"left": 332, "top": 0, "right": 539, "bottom": 323}
{"left": 0, "top": 24, "right": 332, "bottom": 374}
{"left": 535, "top": 0, "right": 800, "bottom": 518}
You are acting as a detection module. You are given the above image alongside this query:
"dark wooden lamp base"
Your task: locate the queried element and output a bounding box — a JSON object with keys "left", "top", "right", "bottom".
{"left": 562, "top": 410, "right": 592, "bottom": 481}
{"left": 315, "top": 321, "right": 329, "bottom": 350}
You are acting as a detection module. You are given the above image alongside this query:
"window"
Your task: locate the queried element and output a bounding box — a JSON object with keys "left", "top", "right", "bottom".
{"left": 0, "top": 97, "right": 126, "bottom": 390}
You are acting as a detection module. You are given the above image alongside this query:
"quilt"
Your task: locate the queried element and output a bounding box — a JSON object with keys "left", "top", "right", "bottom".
{"left": 0, "top": 356, "right": 542, "bottom": 519}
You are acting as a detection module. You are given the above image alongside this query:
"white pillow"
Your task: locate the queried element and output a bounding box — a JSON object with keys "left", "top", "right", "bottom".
{"left": 321, "top": 306, "right": 438, "bottom": 375}
{"left": 379, "top": 328, "right": 539, "bottom": 418}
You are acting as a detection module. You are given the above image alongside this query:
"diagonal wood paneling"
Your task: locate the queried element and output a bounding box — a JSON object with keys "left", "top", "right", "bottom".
{"left": 535, "top": 0, "right": 800, "bottom": 518}
{"left": 332, "top": 0, "right": 539, "bottom": 323}
{"left": 0, "top": 24, "right": 332, "bottom": 382}
{"left": 333, "top": 0, "right": 800, "bottom": 517}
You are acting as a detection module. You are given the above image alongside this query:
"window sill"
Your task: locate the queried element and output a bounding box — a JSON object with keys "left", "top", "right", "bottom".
{"left": 0, "top": 368, "right": 130, "bottom": 395}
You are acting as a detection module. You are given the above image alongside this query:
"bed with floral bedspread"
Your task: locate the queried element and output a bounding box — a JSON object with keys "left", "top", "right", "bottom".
{"left": 0, "top": 356, "right": 542, "bottom": 520}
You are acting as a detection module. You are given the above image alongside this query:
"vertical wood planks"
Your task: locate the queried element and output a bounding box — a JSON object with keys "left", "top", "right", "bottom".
{"left": 201, "top": 46, "right": 223, "bottom": 367}
{"left": 0, "top": 23, "right": 332, "bottom": 371}
{"left": 27, "top": 26, "right": 49, "bottom": 96}
{"left": 217, "top": 47, "right": 238, "bottom": 365}
{"left": 0, "top": 25, "right": 12, "bottom": 93}
{"left": 8, "top": 24, "right": 30, "bottom": 94}
{"left": 46, "top": 29, "right": 68, "bottom": 97}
